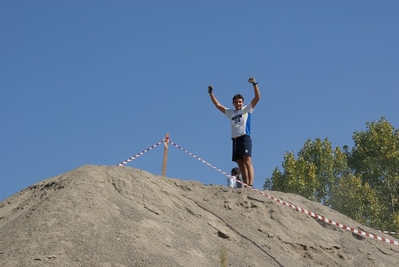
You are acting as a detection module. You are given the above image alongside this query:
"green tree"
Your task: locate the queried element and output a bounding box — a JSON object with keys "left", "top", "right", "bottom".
{"left": 297, "top": 138, "right": 349, "bottom": 204}
{"left": 264, "top": 138, "right": 347, "bottom": 204}
{"left": 347, "top": 117, "right": 399, "bottom": 231}
{"left": 277, "top": 151, "right": 317, "bottom": 199}
{"left": 264, "top": 117, "right": 399, "bottom": 233}
{"left": 329, "top": 174, "right": 380, "bottom": 228}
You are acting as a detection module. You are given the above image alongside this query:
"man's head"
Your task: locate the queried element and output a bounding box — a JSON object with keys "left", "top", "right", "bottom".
{"left": 232, "top": 94, "right": 244, "bottom": 110}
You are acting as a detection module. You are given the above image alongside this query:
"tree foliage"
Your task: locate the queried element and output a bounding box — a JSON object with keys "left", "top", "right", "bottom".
{"left": 347, "top": 117, "right": 399, "bottom": 230}
{"left": 264, "top": 117, "right": 399, "bottom": 233}
{"left": 329, "top": 174, "right": 380, "bottom": 227}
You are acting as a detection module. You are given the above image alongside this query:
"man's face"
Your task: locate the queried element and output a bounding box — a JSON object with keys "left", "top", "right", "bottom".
{"left": 233, "top": 98, "right": 243, "bottom": 110}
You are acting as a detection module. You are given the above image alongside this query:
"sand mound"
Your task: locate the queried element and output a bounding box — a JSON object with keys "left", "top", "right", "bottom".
{"left": 1, "top": 165, "right": 398, "bottom": 267}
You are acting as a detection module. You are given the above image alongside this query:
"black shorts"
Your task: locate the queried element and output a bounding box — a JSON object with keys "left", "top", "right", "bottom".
{"left": 232, "top": 135, "right": 252, "bottom": 161}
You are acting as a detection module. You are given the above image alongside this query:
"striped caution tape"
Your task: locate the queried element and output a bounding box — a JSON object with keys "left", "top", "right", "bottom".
{"left": 117, "top": 140, "right": 163, "bottom": 166}
{"left": 117, "top": 137, "right": 399, "bottom": 246}
{"left": 167, "top": 138, "right": 399, "bottom": 246}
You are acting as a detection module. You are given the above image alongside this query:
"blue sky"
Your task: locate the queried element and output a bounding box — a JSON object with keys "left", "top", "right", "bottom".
{"left": 1, "top": 1, "right": 398, "bottom": 201}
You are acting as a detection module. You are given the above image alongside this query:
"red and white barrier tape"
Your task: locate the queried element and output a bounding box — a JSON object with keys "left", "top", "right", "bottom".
{"left": 167, "top": 139, "right": 230, "bottom": 175}
{"left": 117, "top": 140, "right": 163, "bottom": 166}
{"left": 256, "top": 191, "right": 399, "bottom": 246}
{"left": 117, "top": 137, "right": 399, "bottom": 246}
{"left": 166, "top": 139, "right": 244, "bottom": 185}
{"left": 166, "top": 139, "right": 399, "bottom": 246}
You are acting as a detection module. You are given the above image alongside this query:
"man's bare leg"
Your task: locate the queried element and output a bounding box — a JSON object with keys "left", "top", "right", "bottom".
{"left": 235, "top": 159, "right": 249, "bottom": 185}
{"left": 243, "top": 156, "right": 254, "bottom": 186}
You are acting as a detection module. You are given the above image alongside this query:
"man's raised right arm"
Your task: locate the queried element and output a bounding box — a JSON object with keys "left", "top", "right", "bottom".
{"left": 208, "top": 85, "right": 226, "bottom": 114}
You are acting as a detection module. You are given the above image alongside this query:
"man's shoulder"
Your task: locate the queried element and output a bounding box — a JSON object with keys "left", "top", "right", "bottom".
{"left": 225, "top": 108, "right": 234, "bottom": 116}
{"left": 244, "top": 104, "right": 254, "bottom": 113}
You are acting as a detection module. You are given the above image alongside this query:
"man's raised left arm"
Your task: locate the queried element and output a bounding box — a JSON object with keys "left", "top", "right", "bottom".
{"left": 248, "top": 77, "right": 261, "bottom": 109}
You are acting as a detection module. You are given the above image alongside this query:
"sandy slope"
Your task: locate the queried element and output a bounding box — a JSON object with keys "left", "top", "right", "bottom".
{"left": 0, "top": 165, "right": 398, "bottom": 267}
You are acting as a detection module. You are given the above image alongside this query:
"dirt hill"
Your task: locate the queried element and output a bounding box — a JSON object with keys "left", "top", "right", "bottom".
{"left": 1, "top": 165, "right": 398, "bottom": 267}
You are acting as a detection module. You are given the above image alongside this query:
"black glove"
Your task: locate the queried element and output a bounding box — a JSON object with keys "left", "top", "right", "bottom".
{"left": 248, "top": 77, "right": 258, "bottom": 85}
{"left": 208, "top": 85, "right": 213, "bottom": 93}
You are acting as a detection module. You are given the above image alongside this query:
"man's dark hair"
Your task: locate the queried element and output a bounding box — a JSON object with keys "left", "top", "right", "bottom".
{"left": 232, "top": 94, "right": 244, "bottom": 103}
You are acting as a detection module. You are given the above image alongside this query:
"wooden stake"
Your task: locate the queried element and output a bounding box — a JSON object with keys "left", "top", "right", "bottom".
{"left": 162, "top": 133, "right": 169, "bottom": 176}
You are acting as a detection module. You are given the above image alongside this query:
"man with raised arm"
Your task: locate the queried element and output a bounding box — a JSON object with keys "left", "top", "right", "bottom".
{"left": 208, "top": 77, "right": 261, "bottom": 188}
